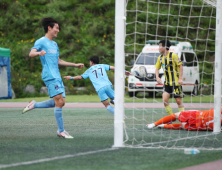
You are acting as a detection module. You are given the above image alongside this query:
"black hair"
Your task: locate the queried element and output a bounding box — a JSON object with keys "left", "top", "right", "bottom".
{"left": 158, "top": 39, "right": 171, "bottom": 50}
{"left": 90, "top": 55, "right": 100, "bottom": 64}
{"left": 42, "top": 17, "right": 58, "bottom": 33}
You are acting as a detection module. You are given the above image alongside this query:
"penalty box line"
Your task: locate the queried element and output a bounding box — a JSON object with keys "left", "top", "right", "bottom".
{"left": 0, "top": 147, "right": 119, "bottom": 169}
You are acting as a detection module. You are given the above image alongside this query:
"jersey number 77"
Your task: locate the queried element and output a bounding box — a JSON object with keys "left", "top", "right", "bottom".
{"left": 92, "top": 67, "right": 103, "bottom": 79}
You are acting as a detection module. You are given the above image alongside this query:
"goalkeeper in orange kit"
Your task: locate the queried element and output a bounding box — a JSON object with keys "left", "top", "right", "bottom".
{"left": 146, "top": 109, "right": 222, "bottom": 131}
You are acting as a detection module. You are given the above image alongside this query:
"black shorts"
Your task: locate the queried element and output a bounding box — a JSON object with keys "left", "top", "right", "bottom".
{"left": 163, "top": 84, "right": 183, "bottom": 98}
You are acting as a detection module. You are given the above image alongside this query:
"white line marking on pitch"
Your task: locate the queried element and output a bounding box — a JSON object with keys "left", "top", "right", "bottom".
{"left": 0, "top": 147, "right": 118, "bottom": 169}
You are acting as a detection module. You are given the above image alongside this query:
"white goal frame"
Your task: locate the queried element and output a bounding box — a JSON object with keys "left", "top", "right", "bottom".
{"left": 213, "top": 0, "right": 222, "bottom": 133}
{"left": 114, "top": 0, "right": 126, "bottom": 147}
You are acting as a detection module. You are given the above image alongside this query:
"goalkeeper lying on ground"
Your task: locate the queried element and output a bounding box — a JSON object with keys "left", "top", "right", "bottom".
{"left": 147, "top": 109, "right": 222, "bottom": 131}
{"left": 64, "top": 55, "right": 131, "bottom": 114}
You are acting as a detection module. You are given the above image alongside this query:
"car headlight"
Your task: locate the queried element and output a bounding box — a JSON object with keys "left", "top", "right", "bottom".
{"left": 129, "top": 83, "right": 136, "bottom": 88}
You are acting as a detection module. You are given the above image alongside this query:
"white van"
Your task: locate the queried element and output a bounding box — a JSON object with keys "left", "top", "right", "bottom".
{"left": 128, "top": 40, "right": 199, "bottom": 97}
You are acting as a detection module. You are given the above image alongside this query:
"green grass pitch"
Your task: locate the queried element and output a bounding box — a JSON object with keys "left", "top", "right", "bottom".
{"left": 1, "top": 107, "right": 222, "bottom": 170}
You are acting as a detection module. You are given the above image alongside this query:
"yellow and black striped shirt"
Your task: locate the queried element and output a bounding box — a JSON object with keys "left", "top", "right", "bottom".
{"left": 155, "top": 52, "right": 183, "bottom": 86}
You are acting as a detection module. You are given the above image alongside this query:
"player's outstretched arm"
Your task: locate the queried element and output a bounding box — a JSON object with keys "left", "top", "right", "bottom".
{"left": 110, "top": 66, "right": 115, "bottom": 70}
{"left": 125, "top": 71, "right": 132, "bottom": 76}
{"left": 109, "top": 66, "right": 132, "bottom": 76}
{"left": 64, "top": 76, "right": 83, "bottom": 80}
{"left": 29, "top": 49, "right": 46, "bottom": 58}
{"left": 58, "top": 58, "right": 84, "bottom": 68}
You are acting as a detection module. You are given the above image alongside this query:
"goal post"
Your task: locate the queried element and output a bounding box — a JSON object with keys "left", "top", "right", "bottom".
{"left": 114, "top": 0, "right": 126, "bottom": 147}
{"left": 213, "top": 0, "right": 222, "bottom": 133}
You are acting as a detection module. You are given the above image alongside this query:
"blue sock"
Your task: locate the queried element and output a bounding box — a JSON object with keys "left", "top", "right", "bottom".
{"left": 107, "top": 105, "right": 114, "bottom": 114}
{"left": 34, "top": 99, "right": 55, "bottom": 108}
{"left": 54, "top": 107, "right": 64, "bottom": 132}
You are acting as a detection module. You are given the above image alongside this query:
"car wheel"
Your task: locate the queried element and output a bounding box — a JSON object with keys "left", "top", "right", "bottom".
{"left": 192, "top": 82, "right": 198, "bottom": 96}
{"left": 148, "top": 92, "right": 156, "bottom": 97}
{"left": 128, "top": 92, "right": 138, "bottom": 97}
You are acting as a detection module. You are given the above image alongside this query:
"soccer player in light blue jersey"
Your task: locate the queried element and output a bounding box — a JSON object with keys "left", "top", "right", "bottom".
{"left": 22, "top": 17, "right": 84, "bottom": 139}
{"left": 64, "top": 56, "right": 131, "bottom": 114}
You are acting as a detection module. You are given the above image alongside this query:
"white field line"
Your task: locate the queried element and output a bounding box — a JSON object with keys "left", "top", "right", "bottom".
{"left": 0, "top": 147, "right": 118, "bottom": 169}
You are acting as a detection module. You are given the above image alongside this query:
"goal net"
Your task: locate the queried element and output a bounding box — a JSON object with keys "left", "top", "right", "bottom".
{"left": 114, "top": 0, "right": 222, "bottom": 150}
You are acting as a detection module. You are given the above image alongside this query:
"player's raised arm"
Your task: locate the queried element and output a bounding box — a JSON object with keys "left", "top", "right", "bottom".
{"left": 29, "top": 49, "right": 46, "bottom": 58}
{"left": 58, "top": 57, "right": 84, "bottom": 68}
{"left": 64, "top": 76, "right": 83, "bottom": 80}
{"left": 109, "top": 66, "right": 132, "bottom": 76}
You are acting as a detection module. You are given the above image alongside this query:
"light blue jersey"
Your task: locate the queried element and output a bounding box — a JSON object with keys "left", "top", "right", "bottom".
{"left": 31, "top": 36, "right": 61, "bottom": 82}
{"left": 81, "top": 64, "right": 112, "bottom": 92}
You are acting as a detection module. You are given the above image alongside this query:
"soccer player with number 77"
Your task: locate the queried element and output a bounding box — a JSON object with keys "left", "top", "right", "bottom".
{"left": 64, "top": 55, "right": 131, "bottom": 114}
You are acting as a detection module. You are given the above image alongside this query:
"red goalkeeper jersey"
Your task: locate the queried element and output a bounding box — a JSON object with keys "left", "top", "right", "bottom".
{"left": 196, "top": 109, "right": 222, "bottom": 130}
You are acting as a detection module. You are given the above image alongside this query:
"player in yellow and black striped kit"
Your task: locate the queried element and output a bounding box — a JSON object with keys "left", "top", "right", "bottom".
{"left": 155, "top": 40, "right": 184, "bottom": 115}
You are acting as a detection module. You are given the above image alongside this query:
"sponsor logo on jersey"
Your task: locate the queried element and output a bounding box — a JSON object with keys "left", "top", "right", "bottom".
{"left": 47, "top": 49, "right": 57, "bottom": 54}
{"left": 162, "top": 64, "right": 165, "bottom": 71}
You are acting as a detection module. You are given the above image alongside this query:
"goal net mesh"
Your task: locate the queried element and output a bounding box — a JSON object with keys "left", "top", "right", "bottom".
{"left": 124, "top": 0, "right": 222, "bottom": 150}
